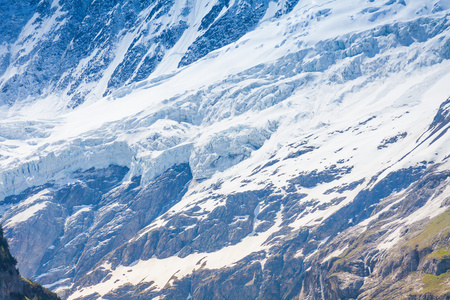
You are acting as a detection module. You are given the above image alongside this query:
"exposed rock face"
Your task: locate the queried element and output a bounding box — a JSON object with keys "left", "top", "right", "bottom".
{"left": 68, "top": 164, "right": 446, "bottom": 300}
{"left": 2, "top": 163, "right": 192, "bottom": 289}
{"left": 1, "top": 0, "right": 450, "bottom": 299}
{"left": 0, "top": 225, "right": 59, "bottom": 300}
{"left": 300, "top": 168, "right": 450, "bottom": 300}
{"left": 0, "top": 0, "right": 296, "bottom": 107}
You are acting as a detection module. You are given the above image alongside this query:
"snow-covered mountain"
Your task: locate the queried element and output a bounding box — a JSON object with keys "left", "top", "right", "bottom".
{"left": 1, "top": 0, "right": 450, "bottom": 299}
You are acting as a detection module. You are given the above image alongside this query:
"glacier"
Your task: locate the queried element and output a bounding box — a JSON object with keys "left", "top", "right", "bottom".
{"left": 0, "top": 0, "right": 450, "bottom": 299}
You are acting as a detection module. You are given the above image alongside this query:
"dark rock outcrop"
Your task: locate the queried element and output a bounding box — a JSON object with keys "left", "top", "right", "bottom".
{"left": 0, "top": 225, "right": 59, "bottom": 300}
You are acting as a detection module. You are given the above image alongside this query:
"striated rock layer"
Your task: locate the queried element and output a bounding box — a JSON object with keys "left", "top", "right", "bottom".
{"left": 0, "top": 0, "right": 449, "bottom": 299}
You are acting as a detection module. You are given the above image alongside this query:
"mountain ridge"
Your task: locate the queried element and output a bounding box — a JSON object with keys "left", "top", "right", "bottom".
{"left": 0, "top": 0, "right": 449, "bottom": 299}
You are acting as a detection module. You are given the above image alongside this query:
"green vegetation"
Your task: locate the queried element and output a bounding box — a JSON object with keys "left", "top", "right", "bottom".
{"left": 328, "top": 271, "right": 344, "bottom": 278}
{"left": 329, "top": 228, "right": 379, "bottom": 272}
{"left": 407, "top": 210, "right": 450, "bottom": 251}
{"left": 20, "top": 276, "right": 61, "bottom": 300}
{"left": 420, "top": 271, "right": 450, "bottom": 295}
{"left": 326, "top": 211, "right": 450, "bottom": 298}
{"left": 0, "top": 225, "right": 60, "bottom": 300}
{"left": 426, "top": 245, "right": 450, "bottom": 260}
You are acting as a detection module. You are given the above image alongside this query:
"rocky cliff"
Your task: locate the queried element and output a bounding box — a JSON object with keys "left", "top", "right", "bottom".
{"left": 0, "top": 225, "right": 59, "bottom": 300}
{"left": 0, "top": 0, "right": 450, "bottom": 299}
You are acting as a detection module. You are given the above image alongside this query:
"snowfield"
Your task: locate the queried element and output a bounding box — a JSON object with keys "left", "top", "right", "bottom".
{"left": 1, "top": 0, "right": 450, "bottom": 299}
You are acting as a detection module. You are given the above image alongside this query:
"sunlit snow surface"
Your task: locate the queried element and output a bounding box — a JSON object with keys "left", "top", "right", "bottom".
{"left": 1, "top": 0, "right": 450, "bottom": 298}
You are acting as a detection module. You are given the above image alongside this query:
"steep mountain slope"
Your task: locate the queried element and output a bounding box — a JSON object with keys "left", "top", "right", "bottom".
{"left": 0, "top": 225, "right": 59, "bottom": 300}
{"left": 0, "top": 0, "right": 450, "bottom": 299}
{"left": 0, "top": 0, "right": 297, "bottom": 107}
